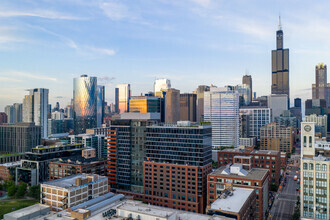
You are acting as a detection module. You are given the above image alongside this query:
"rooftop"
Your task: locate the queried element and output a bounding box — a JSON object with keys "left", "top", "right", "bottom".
{"left": 0, "top": 161, "right": 21, "bottom": 167}
{"left": 210, "top": 187, "right": 254, "bottom": 213}
{"left": 210, "top": 165, "right": 268, "bottom": 181}
{"left": 3, "top": 204, "right": 49, "bottom": 219}
{"left": 50, "top": 156, "right": 105, "bottom": 166}
{"left": 41, "top": 173, "right": 106, "bottom": 189}
{"left": 220, "top": 148, "right": 279, "bottom": 155}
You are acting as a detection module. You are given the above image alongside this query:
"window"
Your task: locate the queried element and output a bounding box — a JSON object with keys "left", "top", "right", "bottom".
{"left": 303, "top": 136, "right": 306, "bottom": 147}
{"left": 309, "top": 163, "right": 314, "bottom": 170}
{"left": 303, "top": 163, "right": 307, "bottom": 170}
{"left": 309, "top": 136, "right": 312, "bottom": 147}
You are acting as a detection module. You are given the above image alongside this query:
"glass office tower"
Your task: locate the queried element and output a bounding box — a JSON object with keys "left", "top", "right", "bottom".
{"left": 97, "top": 85, "right": 105, "bottom": 127}
{"left": 115, "top": 84, "right": 131, "bottom": 113}
{"left": 204, "top": 87, "right": 239, "bottom": 148}
{"left": 73, "top": 75, "right": 97, "bottom": 134}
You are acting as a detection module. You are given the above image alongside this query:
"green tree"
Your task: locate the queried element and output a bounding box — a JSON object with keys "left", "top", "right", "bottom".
{"left": 0, "top": 183, "right": 3, "bottom": 191}
{"left": 28, "top": 185, "right": 40, "bottom": 200}
{"left": 270, "top": 183, "right": 278, "bottom": 192}
{"left": 16, "top": 182, "right": 27, "bottom": 198}
{"left": 2, "top": 180, "right": 14, "bottom": 191}
{"left": 7, "top": 185, "right": 17, "bottom": 197}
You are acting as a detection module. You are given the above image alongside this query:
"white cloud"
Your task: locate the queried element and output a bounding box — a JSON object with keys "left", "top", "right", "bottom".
{"left": 87, "top": 46, "right": 116, "bottom": 56}
{"left": 0, "top": 9, "right": 86, "bottom": 20}
{"left": 100, "top": 0, "right": 130, "bottom": 20}
{"left": 11, "top": 71, "right": 57, "bottom": 81}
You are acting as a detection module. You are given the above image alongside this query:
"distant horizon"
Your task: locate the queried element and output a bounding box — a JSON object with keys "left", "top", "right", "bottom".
{"left": 1, "top": 0, "right": 330, "bottom": 111}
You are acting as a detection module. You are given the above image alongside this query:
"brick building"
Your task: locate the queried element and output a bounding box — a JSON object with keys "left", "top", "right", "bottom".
{"left": 217, "top": 148, "right": 281, "bottom": 185}
{"left": 41, "top": 174, "right": 108, "bottom": 211}
{"left": 0, "top": 161, "right": 20, "bottom": 180}
{"left": 208, "top": 164, "right": 269, "bottom": 220}
{"left": 48, "top": 157, "right": 106, "bottom": 180}
{"left": 206, "top": 185, "right": 256, "bottom": 220}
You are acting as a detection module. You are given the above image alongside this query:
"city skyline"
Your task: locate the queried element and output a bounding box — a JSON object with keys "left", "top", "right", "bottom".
{"left": 2, "top": 1, "right": 330, "bottom": 110}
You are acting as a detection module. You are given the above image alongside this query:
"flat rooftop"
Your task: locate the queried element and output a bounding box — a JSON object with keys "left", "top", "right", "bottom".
{"left": 220, "top": 148, "right": 279, "bottom": 155}
{"left": 210, "top": 166, "right": 268, "bottom": 181}
{"left": 41, "top": 173, "right": 106, "bottom": 189}
{"left": 115, "top": 200, "right": 233, "bottom": 220}
{"left": 4, "top": 204, "right": 49, "bottom": 219}
{"left": 210, "top": 187, "right": 254, "bottom": 213}
{"left": 0, "top": 161, "right": 21, "bottom": 167}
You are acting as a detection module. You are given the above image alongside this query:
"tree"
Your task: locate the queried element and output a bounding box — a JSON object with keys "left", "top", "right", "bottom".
{"left": 7, "top": 185, "right": 17, "bottom": 197}
{"left": 16, "top": 182, "right": 27, "bottom": 198}
{"left": 28, "top": 185, "right": 40, "bottom": 200}
{"left": 270, "top": 183, "right": 278, "bottom": 192}
{"left": 2, "top": 180, "right": 14, "bottom": 191}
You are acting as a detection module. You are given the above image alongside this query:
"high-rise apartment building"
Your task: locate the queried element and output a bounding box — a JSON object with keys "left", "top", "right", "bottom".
{"left": 129, "top": 96, "right": 160, "bottom": 113}
{"left": 312, "top": 63, "right": 330, "bottom": 106}
{"left": 73, "top": 75, "right": 97, "bottom": 134}
{"left": 5, "top": 103, "right": 22, "bottom": 124}
{"left": 195, "top": 85, "right": 210, "bottom": 123}
{"left": 97, "top": 85, "right": 105, "bottom": 127}
{"left": 242, "top": 75, "right": 252, "bottom": 102}
{"left": 300, "top": 122, "right": 330, "bottom": 220}
{"left": 180, "top": 93, "right": 197, "bottom": 122}
{"left": 115, "top": 84, "right": 131, "bottom": 113}
{"left": 234, "top": 84, "right": 251, "bottom": 106}
{"left": 69, "top": 133, "right": 106, "bottom": 159}
{"left": 164, "top": 88, "right": 180, "bottom": 123}
{"left": 0, "top": 123, "right": 41, "bottom": 153}
{"left": 204, "top": 87, "right": 239, "bottom": 148}
{"left": 143, "top": 121, "right": 212, "bottom": 213}
{"left": 271, "top": 18, "right": 290, "bottom": 101}
{"left": 154, "top": 78, "right": 171, "bottom": 97}
{"left": 268, "top": 94, "right": 288, "bottom": 121}
{"left": 260, "top": 122, "right": 295, "bottom": 152}
{"left": 239, "top": 107, "right": 271, "bottom": 140}
{"left": 22, "top": 88, "right": 49, "bottom": 138}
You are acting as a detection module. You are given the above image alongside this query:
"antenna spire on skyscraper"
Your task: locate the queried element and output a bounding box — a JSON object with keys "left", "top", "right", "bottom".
{"left": 278, "top": 15, "right": 282, "bottom": 30}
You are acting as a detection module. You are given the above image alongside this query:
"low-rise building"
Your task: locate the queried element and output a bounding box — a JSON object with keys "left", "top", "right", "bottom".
{"left": 48, "top": 157, "right": 106, "bottom": 180}
{"left": 206, "top": 186, "right": 256, "bottom": 220}
{"left": 15, "top": 143, "right": 85, "bottom": 185}
{"left": 208, "top": 164, "right": 269, "bottom": 220}
{"left": 0, "top": 161, "right": 20, "bottom": 180}
{"left": 217, "top": 148, "right": 281, "bottom": 185}
{"left": 41, "top": 174, "right": 108, "bottom": 211}
{"left": 0, "top": 153, "right": 24, "bottom": 164}
{"left": 4, "top": 204, "right": 50, "bottom": 220}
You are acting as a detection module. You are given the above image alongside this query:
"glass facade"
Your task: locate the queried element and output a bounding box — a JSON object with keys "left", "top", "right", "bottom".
{"left": 97, "top": 85, "right": 105, "bottom": 127}
{"left": 239, "top": 107, "right": 271, "bottom": 140}
{"left": 146, "top": 125, "right": 212, "bottom": 166}
{"left": 204, "top": 87, "right": 239, "bottom": 148}
{"left": 129, "top": 96, "right": 160, "bottom": 113}
{"left": 115, "top": 84, "right": 131, "bottom": 113}
{"left": 73, "top": 75, "right": 97, "bottom": 134}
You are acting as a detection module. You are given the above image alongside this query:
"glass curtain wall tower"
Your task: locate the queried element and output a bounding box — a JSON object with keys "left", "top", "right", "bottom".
{"left": 73, "top": 75, "right": 97, "bottom": 134}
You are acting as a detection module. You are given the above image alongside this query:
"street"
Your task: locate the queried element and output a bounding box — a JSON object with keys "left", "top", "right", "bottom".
{"left": 269, "top": 164, "right": 300, "bottom": 219}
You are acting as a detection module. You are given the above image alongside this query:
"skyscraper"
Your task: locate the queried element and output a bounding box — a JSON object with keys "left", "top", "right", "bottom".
{"left": 73, "top": 75, "right": 97, "bottom": 134}
{"left": 195, "top": 85, "right": 210, "bottom": 123}
{"left": 154, "top": 78, "right": 171, "bottom": 97}
{"left": 204, "top": 87, "right": 239, "bottom": 148}
{"left": 180, "top": 93, "right": 197, "bottom": 122}
{"left": 312, "top": 63, "right": 330, "bottom": 106}
{"left": 164, "top": 88, "right": 180, "bottom": 123}
{"left": 271, "top": 17, "right": 289, "bottom": 101}
{"left": 97, "top": 85, "right": 105, "bottom": 127}
{"left": 242, "top": 75, "right": 252, "bottom": 102}
{"left": 115, "top": 84, "right": 131, "bottom": 113}
{"left": 22, "top": 88, "right": 49, "bottom": 138}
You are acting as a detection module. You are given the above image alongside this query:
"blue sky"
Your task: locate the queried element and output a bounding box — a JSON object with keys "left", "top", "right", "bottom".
{"left": 1, "top": 0, "right": 330, "bottom": 111}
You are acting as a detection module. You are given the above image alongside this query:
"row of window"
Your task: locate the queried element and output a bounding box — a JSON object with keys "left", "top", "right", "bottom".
{"left": 303, "top": 163, "right": 328, "bottom": 171}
